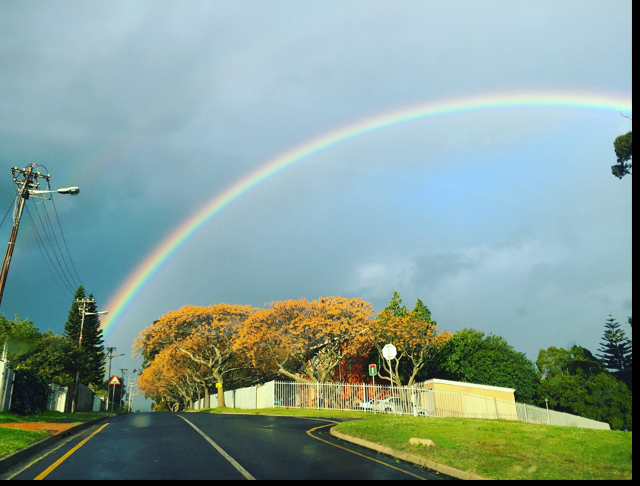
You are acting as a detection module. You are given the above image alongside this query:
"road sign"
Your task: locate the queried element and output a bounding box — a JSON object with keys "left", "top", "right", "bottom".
{"left": 382, "top": 343, "right": 397, "bottom": 360}
{"left": 368, "top": 364, "right": 377, "bottom": 376}
{"left": 109, "top": 375, "right": 121, "bottom": 385}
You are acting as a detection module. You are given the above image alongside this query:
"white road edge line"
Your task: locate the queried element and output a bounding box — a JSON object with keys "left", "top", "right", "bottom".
{"left": 178, "top": 415, "right": 256, "bottom": 480}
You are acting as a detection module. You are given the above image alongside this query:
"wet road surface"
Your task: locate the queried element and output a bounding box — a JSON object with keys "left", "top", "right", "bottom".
{"left": 2, "top": 413, "right": 454, "bottom": 480}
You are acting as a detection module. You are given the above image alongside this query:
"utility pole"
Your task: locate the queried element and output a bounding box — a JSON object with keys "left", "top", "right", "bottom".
{"left": 105, "top": 348, "right": 123, "bottom": 411}
{"left": 71, "top": 298, "right": 93, "bottom": 413}
{"left": 0, "top": 165, "right": 79, "bottom": 307}
{"left": 0, "top": 165, "right": 48, "bottom": 306}
{"left": 119, "top": 368, "right": 127, "bottom": 411}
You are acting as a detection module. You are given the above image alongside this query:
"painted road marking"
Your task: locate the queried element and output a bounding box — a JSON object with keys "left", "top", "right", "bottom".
{"left": 178, "top": 416, "right": 255, "bottom": 480}
{"left": 4, "top": 427, "right": 96, "bottom": 480}
{"left": 34, "top": 423, "right": 110, "bottom": 480}
{"left": 306, "top": 423, "right": 426, "bottom": 480}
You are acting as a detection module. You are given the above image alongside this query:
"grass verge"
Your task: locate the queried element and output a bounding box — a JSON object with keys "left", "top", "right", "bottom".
{"left": 0, "top": 428, "right": 50, "bottom": 459}
{"left": 0, "top": 411, "right": 106, "bottom": 424}
{"left": 334, "top": 415, "right": 632, "bottom": 480}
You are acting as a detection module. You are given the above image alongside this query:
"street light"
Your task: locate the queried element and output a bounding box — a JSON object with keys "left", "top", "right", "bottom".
{"left": 29, "top": 187, "right": 80, "bottom": 196}
{"left": 0, "top": 163, "right": 80, "bottom": 307}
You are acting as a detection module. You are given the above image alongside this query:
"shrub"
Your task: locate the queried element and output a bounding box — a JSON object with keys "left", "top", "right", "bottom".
{"left": 10, "top": 369, "right": 52, "bottom": 415}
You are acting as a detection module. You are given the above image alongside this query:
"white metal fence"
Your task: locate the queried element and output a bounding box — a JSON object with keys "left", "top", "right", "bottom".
{"left": 267, "top": 381, "right": 610, "bottom": 430}
{"left": 197, "top": 380, "right": 610, "bottom": 431}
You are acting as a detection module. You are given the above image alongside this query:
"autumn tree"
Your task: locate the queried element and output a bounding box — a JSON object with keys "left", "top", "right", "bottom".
{"left": 372, "top": 292, "right": 450, "bottom": 387}
{"left": 137, "top": 346, "right": 206, "bottom": 411}
{"left": 237, "top": 297, "right": 374, "bottom": 383}
{"left": 134, "top": 304, "right": 257, "bottom": 408}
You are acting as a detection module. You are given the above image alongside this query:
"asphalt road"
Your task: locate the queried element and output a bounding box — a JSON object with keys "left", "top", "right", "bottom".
{"left": 2, "top": 413, "right": 453, "bottom": 480}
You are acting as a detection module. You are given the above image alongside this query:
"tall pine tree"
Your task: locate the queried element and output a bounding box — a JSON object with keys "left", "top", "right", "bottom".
{"left": 64, "top": 286, "right": 106, "bottom": 387}
{"left": 597, "top": 315, "right": 632, "bottom": 389}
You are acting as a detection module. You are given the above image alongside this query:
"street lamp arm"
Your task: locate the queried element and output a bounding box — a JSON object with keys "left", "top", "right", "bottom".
{"left": 30, "top": 187, "right": 80, "bottom": 195}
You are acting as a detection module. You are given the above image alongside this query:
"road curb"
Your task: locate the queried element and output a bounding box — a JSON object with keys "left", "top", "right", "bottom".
{"left": 0, "top": 415, "right": 111, "bottom": 473}
{"left": 330, "top": 428, "right": 489, "bottom": 480}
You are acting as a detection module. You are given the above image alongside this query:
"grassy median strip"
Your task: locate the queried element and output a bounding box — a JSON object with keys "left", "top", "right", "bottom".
{"left": 334, "top": 415, "right": 632, "bottom": 480}
{"left": 0, "top": 428, "right": 50, "bottom": 459}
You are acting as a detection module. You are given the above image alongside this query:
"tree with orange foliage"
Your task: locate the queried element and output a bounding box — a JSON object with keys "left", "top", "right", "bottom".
{"left": 133, "top": 303, "right": 257, "bottom": 408}
{"left": 237, "top": 296, "right": 374, "bottom": 383}
{"left": 373, "top": 292, "right": 450, "bottom": 387}
{"left": 137, "top": 346, "right": 202, "bottom": 411}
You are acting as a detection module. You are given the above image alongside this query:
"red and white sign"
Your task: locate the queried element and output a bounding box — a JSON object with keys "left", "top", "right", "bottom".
{"left": 109, "top": 375, "right": 121, "bottom": 385}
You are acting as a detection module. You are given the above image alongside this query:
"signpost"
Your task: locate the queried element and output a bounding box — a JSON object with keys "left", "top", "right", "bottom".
{"left": 382, "top": 344, "right": 397, "bottom": 415}
{"left": 369, "top": 364, "right": 377, "bottom": 386}
{"left": 109, "top": 375, "right": 121, "bottom": 411}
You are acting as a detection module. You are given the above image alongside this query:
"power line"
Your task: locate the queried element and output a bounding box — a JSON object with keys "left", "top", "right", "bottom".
{"left": 50, "top": 195, "right": 83, "bottom": 286}
{"left": 31, "top": 199, "right": 77, "bottom": 292}
{"left": 41, "top": 198, "right": 80, "bottom": 288}
{"left": 24, "top": 204, "right": 74, "bottom": 300}
{"left": 0, "top": 199, "right": 13, "bottom": 230}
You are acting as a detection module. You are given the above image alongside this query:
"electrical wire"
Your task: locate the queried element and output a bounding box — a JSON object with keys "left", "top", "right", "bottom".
{"left": 37, "top": 164, "right": 82, "bottom": 288}
{"left": 50, "top": 195, "right": 83, "bottom": 286}
{"left": 0, "top": 197, "right": 14, "bottom": 230}
{"left": 25, "top": 204, "right": 75, "bottom": 299}
{"left": 41, "top": 198, "right": 81, "bottom": 288}
{"left": 31, "top": 199, "right": 77, "bottom": 293}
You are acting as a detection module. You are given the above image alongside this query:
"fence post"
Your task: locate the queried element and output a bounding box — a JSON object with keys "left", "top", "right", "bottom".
{"left": 494, "top": 397, "right": 499, "bottom": 419}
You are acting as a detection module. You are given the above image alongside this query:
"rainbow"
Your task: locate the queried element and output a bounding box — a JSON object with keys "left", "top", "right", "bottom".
{"left": 101, "top": 91, "right": 632, "bottom": 337}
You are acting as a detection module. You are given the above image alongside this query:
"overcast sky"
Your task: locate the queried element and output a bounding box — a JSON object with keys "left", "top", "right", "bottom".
{"left": 0, "top": 1, "right": 632, "bottom": 411}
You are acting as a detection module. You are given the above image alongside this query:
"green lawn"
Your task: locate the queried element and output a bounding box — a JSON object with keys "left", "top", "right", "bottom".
{"left": 0, "top": 410, "right": 106, "bottom": 424}
{"left": 334, "top": 415, "right": 632, "bottom": 480}
{"left": 0, "top": 428, "right": 50, "bottom": 459}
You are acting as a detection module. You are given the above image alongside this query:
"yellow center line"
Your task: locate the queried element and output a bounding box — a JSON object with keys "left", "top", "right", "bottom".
{"left": 306, "top": 423, "right": 425, "bottom": 480}
{"left": 34, "top": 423, "right": 110, "bottom": 480}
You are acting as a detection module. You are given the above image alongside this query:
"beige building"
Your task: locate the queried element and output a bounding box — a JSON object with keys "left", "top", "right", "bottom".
{"left": 417, "top": 378, "right": 518, "bottom": 419}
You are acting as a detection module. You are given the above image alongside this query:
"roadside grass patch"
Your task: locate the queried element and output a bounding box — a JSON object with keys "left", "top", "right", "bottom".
{"left": 0, "top": 427, "right": 49, "bottom": 458}
{"left": 334, "top": 415, "right": 632, "bottom": 480}
{"left": 0, "top": 411, "right": 104, "bottom": 424}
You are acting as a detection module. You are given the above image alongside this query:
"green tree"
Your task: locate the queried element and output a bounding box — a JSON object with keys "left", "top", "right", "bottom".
{"left": 63, "top": 286, "right": 107, "bottom": 387}
{"left": 597, "top": 315, "right": 632, "bottom": 390}
{"left": 611, "top": 130, "right": 632, "bottom": 178}
{"left": 537, "top": 345, "right": 632, "bottom": 430}
{"left": 64, "top": 286, "right": 86, "bottom": 342}
{"left": 81, "top": 294, "right": 106, "bottom": 386}
{"left": 0, "top": 313, "right": 42, "bottom": 364}
{"left": 23, "top": 332, "right": 77, "bottom": 386}
{"left": 425, "top": 328, "right": 539, "bottom": 403}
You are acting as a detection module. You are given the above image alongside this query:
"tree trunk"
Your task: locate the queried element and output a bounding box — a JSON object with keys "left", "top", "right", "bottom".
{"left": 197, "top": 388, "right": 201, "bottom": 408}
{"left": 218, "top": 384, "right": 225, "bottom": 408}
{"left": 204, "top": 385, "right": 210, "bottom": 409}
